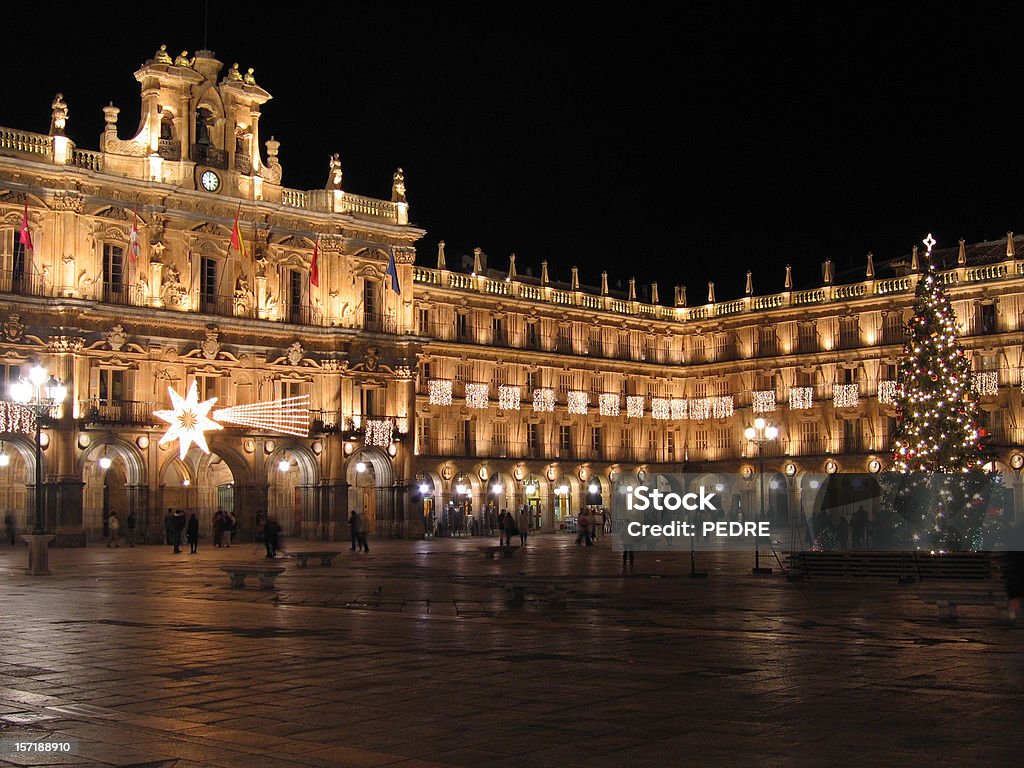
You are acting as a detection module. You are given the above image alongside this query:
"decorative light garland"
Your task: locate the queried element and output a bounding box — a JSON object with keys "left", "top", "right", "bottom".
{"left": 599, "top": 393, "right": 620, "bottom": 416}
{"left": 154, "top": 382, "right": 224, "bottom": 460}
{"left": 364, "top": 418, "right": 393, "bottom": 447}
{"left": 688, "top": 398, "right": 711, "bottom": 420}
{"left": 533, "top": 388, "right": 555, "bottom": 413}
{"left": 752, "top": 390, "right": 776, "bottom": 414}
{"left": 213, "top": 395, "right": 311, "bottom": 437}
{"left": 878, "top": 380, "right": 899, "bottom": 405}
{"left": 626, "top": 395, "right": 645, "bottom": 419}
{"left": 428, "top": 379, "right": 453, "bottom": 406}
{"left": 651, "top": 397, "right": 670, "bottom": 420}
{"left": 671, "top": 398, "right": 688, "bottom": 420}
{"left": 465, "top": 383, "right": 490, "bottom": 409}
{"left": 712, "top": 395, "right": 734, "bottom": 418}
{"left": 498, "top": 385, "right": 521, "bottom": 411}
{"left": 789, "top": 386, "right": 813, "bottom": 410}
{"left": 567, "top": 391, "right": 589, "bottom": 415}
{"left": 833, "top": 383, "right": 859, "bottom": 409}
{"left": 972, "top": 371, "right": 998, "bottom": 396}
{"left": 0, "top": 402, "right": 36, "bottom": 435}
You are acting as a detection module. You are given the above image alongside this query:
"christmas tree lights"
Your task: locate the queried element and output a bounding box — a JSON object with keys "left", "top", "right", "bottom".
{"left": 752, "top": 390, "right": 776, "bottom": 414}
{"left": 465, "top": 384, "right": 490, "bottom": 409}
{"left": 533, "top": 388, "right": 555, "bottom": 413}
{"left": 789, "top": 387, "right": 813, "bottom": 410}
{"left": 651, "top": 397, "right": 670, "bottom": 420}
{"left": 671, "top": 398, "right": 688, "bottom": 420}
{"left": 889, "top": 234, "right": 992, "bottom": 547}
{"left": 567, "top": 391, "right": 589, "bottom": 414}
{"left": 498, "top": 385, "right": 521, "bottom": 411}
{"left": 626, "top": 396, "right": 645, "bottom": 419}
{"left": 428, "top": 379, "right": 453, "bottom": 406}
{"left": 599, "top": 393, "right": 620, "bottom": 416}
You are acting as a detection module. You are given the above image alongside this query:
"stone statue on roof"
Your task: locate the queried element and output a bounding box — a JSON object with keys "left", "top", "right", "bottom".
{"left": 227, "top": 63, "right": 243, "bottom": 81}
{"left": 154, "top": 44, "right": 173, "bottom": 64}
{"left": 391, "top": 167, "right": 406, "bottom": 203}
{"left": 50, "top": 93, "right": 68, "bottom": 136}
{"left": 326, "top": 153, "right": 343, "bottom": 190}
{"left": 174, "top": 50, "right": 194, "bottom": 67}
{"left": 244, "top": 68, "right": 257, "bottom": 85}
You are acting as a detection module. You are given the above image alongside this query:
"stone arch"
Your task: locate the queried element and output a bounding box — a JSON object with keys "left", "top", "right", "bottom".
{"left": 80, "top": 437, "right": 149, "bottom": 542}
{"left": 265, "top": 442, "right": 320, "bottom": 538}
{"left": 0, "top": 435, "right": 40, "bottom": 536}
{"left": 346, "top": 447, "right": 395, "bottom": 537}
{"left": 79, "top": 437, "right": 146, "bottom": 485}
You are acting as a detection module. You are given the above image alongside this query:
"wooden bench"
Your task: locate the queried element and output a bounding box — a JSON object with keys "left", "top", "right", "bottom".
{"left": 479, "top": 545, "right": 520, "bottom": 560}
{"left": 290, "top": 550, "right": 342, "bottom": 568}
{"left": 220, "top": 565, "right": 286, "bottom": 590}
{"left": 918, "top": 585, "right": 1009, "bottom": 620}
{"left": 504, "top": 580, "right": 575, "bottom": 608}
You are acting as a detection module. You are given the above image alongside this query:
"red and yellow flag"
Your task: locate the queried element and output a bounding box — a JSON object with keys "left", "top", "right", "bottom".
{"left": 310, "top": 235, "right": 320, "bottom": 287}
{"left": 229, "top": 205, "right": 246, "bottom": 258}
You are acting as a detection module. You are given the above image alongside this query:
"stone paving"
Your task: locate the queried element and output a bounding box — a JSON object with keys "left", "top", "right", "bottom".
{"left": 0, "top": 534, "right": 1021, "bottom": 767}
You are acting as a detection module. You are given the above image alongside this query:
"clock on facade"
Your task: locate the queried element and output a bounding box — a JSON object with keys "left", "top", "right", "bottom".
{"left": 200, "top": 170, "right": 221, "bottom": 192}
{"left": 1011, "top": 453, "right": 1024, "bottom": 471}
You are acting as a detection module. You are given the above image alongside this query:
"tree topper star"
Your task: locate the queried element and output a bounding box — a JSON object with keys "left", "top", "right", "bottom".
{"left": 154, "top": 381, "right": 223, "bottom": 459}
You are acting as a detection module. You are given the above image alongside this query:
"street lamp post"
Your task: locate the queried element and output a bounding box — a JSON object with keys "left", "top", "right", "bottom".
{"left": 744, "top": 417, "right": 778, "bottom": 575}
{"left": 10, "top": 364, "right": 67, "bottom": 575}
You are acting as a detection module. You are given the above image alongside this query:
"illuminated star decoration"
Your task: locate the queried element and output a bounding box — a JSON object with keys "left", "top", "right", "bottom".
{"left": 154, "top": 381, "right": 223, "bottom": 460}
{"left": 923, "top": 232, "right": 936, "bottom": 253}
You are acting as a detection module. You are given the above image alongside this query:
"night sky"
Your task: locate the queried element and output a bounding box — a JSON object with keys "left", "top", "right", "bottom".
{"left": 4, "top": 5, "right": 1022, "bottom": 301}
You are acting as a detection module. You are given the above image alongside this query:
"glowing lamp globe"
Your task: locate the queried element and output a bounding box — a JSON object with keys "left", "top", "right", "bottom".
{"left": 9, "top": 379, "right": 31, "bottom": 404}
{"left": 754, "top": 417, "right": 767, "bottom": 431}
{"left": 0, "top": 453, "right": 9, "bottom": 467}
{"left": 98, "top": 456, "right": 113, "bottom": 470}
{"left": 355, "top": 461, "right": 367, "bottom": 473}
{"left": 28, "top": 365, "right": 48, "bottom": 388}
{"left": 278, "top": 459, "right": 290, "bottom": 472}
{"left": 765, "top": 425, "right": 779, "bottom": 440}
{"left": 744, "top": 426, "right": 756, "bottom": 441}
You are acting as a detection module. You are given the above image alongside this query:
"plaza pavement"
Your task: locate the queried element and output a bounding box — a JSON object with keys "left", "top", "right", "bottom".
{"left": 0, "top": 533, "right": 1021, "bottom": 768}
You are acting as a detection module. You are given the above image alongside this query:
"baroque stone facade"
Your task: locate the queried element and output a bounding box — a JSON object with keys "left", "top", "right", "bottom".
{"left": 1, "top": 47, "right": 1021, "bottom": 544}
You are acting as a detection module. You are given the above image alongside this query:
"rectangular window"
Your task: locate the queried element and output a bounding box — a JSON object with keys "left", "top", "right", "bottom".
{"left": 978, "top": 303, "right": 998, "bottom": 334}
{"left": 98, "top": 369, "right": 125, "bottom": 402}
{"left": 557, "top": 325, "right": 570, "bottom": 353}
{"left": 456, "top": 311, "right": 468, "bottom": 341}
{"left": 758, "top": 327, "right": 777, "bottom": 356}
{"left": 559, "top": 425, "right": 572, "bottom": 455}
{"left": 839, "top": 317, "right": 860, "bottom": 349}
{"left": 527, "top": 423, "right": 540, "bottom": 457}
{"left": 591, "top": 426, "right": 603, "bottom": 457}
{"left": 200, "top": 256, "right": 218, "bottom": 312}
{"left": 103, "top": 243, "right": 125, "bottom": 303}
{"left": 589, "top": 327, "right": 602, "bottom": 356}
{"left": 195, "top": 374, "right": 218, "bottom": 401}
{"left": 526, "top": 370, "right": 538, "bottom": 391}
{"left": 460, "top": 420, "right": 474, "bottom": 455}
{"left": 648, "top": 430, "right": 658, "bottom": 456}
{"left": 884, "top": 311, "right": 904, "bottom": 344}
{"left": 525, "top": 321, "right": 539, "bottom": 349}
{"left": 493, "top": 421, "right": 508, "bottom": 455}
{"left": 798, "top": 323, "right": 817, "bottom": 353}
{"left": 289, "top": 269, "right": 303, "bottom": 323}
{"left": 364, "top": 280, "right": 379, "bottom": 324}
{"left": 361, "top": 387, "right": 382, "bottom": 417}
{"left": 416, "top": 417, "right": 431, "bottom": 454}
{"left": 491, "top": 316, "right": 505, "bottom": 345}
{"left": 693, "top": 429, "right": 709, "bottom": 452}
{"left": 281, "top": 379, "right": 307, "bottom": 401}
{"left": 0, "top": 362, "right": 22, "bottom": 396}
{"left": 667, "top": 431, "right": 676, "bottom": 461}
{"left": 1, "top": 230, "right": 28, "bottom": 292}
{"left": 417, "top": 308, "right": 430, "bottom": 335}
{"left": 800, "top": 421, "right": 821, "bottom": 453}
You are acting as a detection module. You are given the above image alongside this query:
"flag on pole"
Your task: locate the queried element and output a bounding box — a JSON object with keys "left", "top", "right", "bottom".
{"left": 310, "top": 235, "right": 320, "bottom": 287}
{"left": 19, "top": 202, "right": 33, "bottom": 254}
{"left": 229, "top": 205, "right": 246, "bottom": 258}
{"left": 386, "top": 252, "right": 401, "bottom": 295}
{"left": 128, "top": 208, "right": 140, "bottom": 265}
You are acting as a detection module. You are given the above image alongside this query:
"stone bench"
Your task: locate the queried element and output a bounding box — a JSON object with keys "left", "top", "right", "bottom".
{"left": 290, "top": 550, "right": 342, "bottom": 568}
{"left": 918, "top": 586, "right": 1009, "bottom": 620}
{"left": 479, "top": 545, "right": 520, "bottom": 560}
{"left": 505, "top": 579, "right": 575, "bottom": 608}
{"left": 221, "top": 565, "right": 286, "bottom": 590}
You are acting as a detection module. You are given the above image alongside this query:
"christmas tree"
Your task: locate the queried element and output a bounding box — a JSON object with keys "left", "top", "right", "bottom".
{"left": 889, "top": 234, "right": 992, "bottom": 549}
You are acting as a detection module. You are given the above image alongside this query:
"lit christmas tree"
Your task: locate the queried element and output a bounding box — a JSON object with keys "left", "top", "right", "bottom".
{"left": 889, "top": 233, "right": 992, "bottom": 548}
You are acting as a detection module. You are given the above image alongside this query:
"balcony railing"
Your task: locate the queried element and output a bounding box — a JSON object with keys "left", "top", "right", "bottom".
{"left": 0, "top": 269, "right": 49, "bottom": 297}
{"left": 364, "top": 313, "right": 398, "bottom": 334}
{"left": 80, "top": 399, "right": 160, "bottom": 426}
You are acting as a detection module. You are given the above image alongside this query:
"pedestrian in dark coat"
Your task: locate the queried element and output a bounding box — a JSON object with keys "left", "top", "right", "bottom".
{"left": 186, "top": 513, "right": 199, "bottom": 554}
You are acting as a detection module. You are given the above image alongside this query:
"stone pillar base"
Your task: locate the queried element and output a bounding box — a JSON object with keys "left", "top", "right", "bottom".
{"left": 23, "top": 534, "right": 56, "bottom": 576}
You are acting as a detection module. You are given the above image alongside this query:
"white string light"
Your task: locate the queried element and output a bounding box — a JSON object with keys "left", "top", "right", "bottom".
{"left": 652, "top": 397, "right": 670, "bottom": 420}
{"left": 878, "top": 380, "right": 899, "bottom": 405}
{"left": 0, "top": 402, "right": 36, "bottom": 435}
{"left": 466, "top": 383, "right": 490, "bottom": 409}
{"left": 712, "top": 395, "right": 734, "bottom": 418}
{"left": 533, "top": 388, "right": 555, "bottom": 412}
{"left": 567, "top": 391, "right": 589, "bottom": 415}
{"left": 428, "top": 379, "right": 453, "bottom": 406}
{"left": 671, "top": 398, "right": 688, "bottom": 420}
{"left": 789, "top": 386, "right": 813, "bottom": 410}
{"left": 752, "top": 390, "right": 776, "bottom": 414}
{"left": 688, "top": 398, "right": 711, "bottom": 420}
{"left": 626, "top": 395, "right": 645, "bottom": 419}
{"left": 833, "top": 383, "right": 859, "bottom": 409}
{"left": 498, "top": 385, "right": 521, "bottom": 411}
{"left": 364, "top": 418, "right": 393, "bottom": 447}
{"left": 972, "top": 371, "right": 998, "bottom": 396}
{"left": 213, "top": 395, "right": 311, "bottom": 437}
{"left": 599, "top": 393, "right": 620, "bottom": 416}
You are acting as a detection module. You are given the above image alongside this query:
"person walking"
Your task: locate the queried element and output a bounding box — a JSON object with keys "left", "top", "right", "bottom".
{"left": 349, "top": 510, "right": 359, "bottom": 552}
{"left": 576, "top": 508, "right": 592, "bottom": 546}
{"left": 264, "top": 516, "right": 281, "bottom": 558}
{"left": 213, "top": 509, "right": 225, "bottom": 548}
{"left": 227, "top": 510, "right": 237, "bottom": 546}
{"left": 125, "top": 511, "right": 136, "bottom": 547}
{"left": 4, "top": 513, "right": 16, "bottom": 546}
{"left": 851, "top": 505, "right": 868, "bottom": 548}
{"left": 517, "top": 505, "right": 530, "bottom": 547}
{"left": 107, "top": 512, "right": 121, "bottom": 547}
{"left": 171, "top": 509, "right": 186, "bottom": 554}
{"left": 501, "top": 507, "right": 517, "bottom": 549}
{"left": 164, "top": 508, "right": 174, "bottom": 546}
{"left": 186, "top": 513, "right": 199, "bottom": 554}
{"left": 352, "top": 510, "right": 369, "bottom": 553}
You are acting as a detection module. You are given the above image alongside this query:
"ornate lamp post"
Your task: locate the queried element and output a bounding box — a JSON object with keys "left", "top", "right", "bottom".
{"left": 9, "top": 364, "right": 67, "bottom": 575}
{"left": 744, "top": 417, "right": 778, "bottom": 575}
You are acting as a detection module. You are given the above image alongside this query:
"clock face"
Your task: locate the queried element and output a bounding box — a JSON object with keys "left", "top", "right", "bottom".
{"left": 200, "top": 170, "right": 221, "bottom": 192}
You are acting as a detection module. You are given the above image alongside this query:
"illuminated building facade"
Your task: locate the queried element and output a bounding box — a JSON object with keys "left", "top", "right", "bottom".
{"left": 1, "top": 47, "right": 1021, "bottom": 543}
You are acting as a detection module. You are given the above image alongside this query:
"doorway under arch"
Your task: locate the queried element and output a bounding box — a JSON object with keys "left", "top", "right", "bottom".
{"left": 346, "top": 448, "right": 394, "bottom": 537}
{"left": 267, "top": 443, "right": 320, "bottom": 537}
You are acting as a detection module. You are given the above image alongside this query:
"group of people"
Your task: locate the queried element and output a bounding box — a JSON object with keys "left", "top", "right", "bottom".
{"left": 255, "top": 512, "right": 283, "bottom": 558}
{"left": 104, "top": 511, "right": 137, "bottom": 547}
{"left": 349, "top": 510, "right": 369, "bottom": 552}
{"left": 212, "top": 509, "right": 238, "bottom": 548}
{"left": 575, "top": 507, "right": 609, "bottom": 546}
{"left": 495, "top": 507, "right": 531, "bottom": 548}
